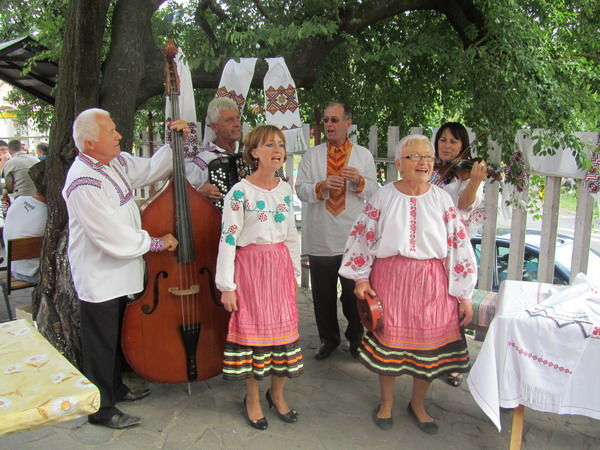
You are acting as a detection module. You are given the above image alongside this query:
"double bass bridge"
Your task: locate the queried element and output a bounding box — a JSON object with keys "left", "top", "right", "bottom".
{"left": 168, "top": 285, "right": 200, "bottom": 296}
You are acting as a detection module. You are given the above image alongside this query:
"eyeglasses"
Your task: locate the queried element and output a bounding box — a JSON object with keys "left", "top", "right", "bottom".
{"left": 321, "top": 117, "right": 342, "bottom": 124}
{"left": 404, "top": 154, "right": 435, "bottom": 162}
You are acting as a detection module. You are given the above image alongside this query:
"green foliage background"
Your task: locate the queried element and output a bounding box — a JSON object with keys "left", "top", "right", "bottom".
{"left": 0, "top": 0, "right": 598, "bottom": 165}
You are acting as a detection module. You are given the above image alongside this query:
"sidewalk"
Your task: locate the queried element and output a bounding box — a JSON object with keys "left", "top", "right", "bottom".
{"left": 1, "top": 288, "right": 599, "bottom": 449}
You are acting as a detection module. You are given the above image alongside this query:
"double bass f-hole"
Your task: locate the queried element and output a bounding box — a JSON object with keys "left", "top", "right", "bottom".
{"left": 142, "top": 271, "right": 168, "bottom": 315}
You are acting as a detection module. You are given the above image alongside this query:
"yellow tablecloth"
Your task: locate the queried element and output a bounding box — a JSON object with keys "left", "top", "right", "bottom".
{"left": 0, "top": 319, "right": 99, "bottom": 436}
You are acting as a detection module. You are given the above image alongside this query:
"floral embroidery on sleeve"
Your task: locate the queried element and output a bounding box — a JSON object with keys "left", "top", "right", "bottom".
{"left": 452, "top": 258, "right": 476, "bottom": 281}
{"left": 343, "top": 252, "right": 370, "bottom": 271}
{"left": 447, "top": 227, "right": 468, "bottom": 249}
{"left": 363, "top": 203, "right": 381, "bottom": 221}
{"left": 442, "top": 206, "right": 458, "bottom": 223}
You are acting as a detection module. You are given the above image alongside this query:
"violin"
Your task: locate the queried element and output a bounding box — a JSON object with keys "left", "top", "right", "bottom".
{"left": 435, "top": 130, "right": 502, "bottom": 185}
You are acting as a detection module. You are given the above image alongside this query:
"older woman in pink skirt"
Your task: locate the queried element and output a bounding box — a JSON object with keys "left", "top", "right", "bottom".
{"left": 216, "top": 125, "right": 302, "bottom": 430}
{"left": 339, "top": 134, "right": 476, "bottom": 434}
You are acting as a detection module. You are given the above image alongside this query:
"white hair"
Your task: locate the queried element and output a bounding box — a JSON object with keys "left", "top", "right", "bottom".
{"left": 73, "top": 108, "right": 110, "bottom": 152}
{"left": 395, "top": 134, "right": 433, "bottom": 162}
{"left": 206, "top": 97, "right": 239, "bottom": 125}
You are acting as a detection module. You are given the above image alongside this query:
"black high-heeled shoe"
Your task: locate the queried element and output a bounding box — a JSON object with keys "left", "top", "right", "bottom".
{"left": 243, "top": 395, "right": 268, "bottom": 430}
{"left": 266, "top": 389, "right": 298, "bottom": 423}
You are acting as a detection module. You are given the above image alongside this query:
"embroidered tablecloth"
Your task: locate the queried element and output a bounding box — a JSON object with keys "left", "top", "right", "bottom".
{"left": 467, "top": 277, "right": 600, "bottom": 430}
{"left": 0, "top": 320, "right": 99, "bottom": 436}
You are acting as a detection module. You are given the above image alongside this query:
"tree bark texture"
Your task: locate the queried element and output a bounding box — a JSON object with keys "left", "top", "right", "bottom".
{"left": 33, "top": 0, "right": 111, "bottom": 368}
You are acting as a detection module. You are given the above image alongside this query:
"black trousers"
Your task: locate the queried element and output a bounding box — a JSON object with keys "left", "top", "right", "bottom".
{"left": 79, "top": 297, "right": 129, "bottom": 420}
{"left": 308, "top": 255, "right": 363, "bottom": 348}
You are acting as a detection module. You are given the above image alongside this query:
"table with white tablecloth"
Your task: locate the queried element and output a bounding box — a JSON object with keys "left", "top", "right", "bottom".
{"left": 468, "top": 275, "right": 600, "bottom": 433}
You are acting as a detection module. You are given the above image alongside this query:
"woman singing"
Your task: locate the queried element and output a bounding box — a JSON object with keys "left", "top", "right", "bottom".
{"left": 340, "top": 134, "right": 477, "bottom": 433}
{"left": 216, "top": 125, "right": 302, "bottom": 430}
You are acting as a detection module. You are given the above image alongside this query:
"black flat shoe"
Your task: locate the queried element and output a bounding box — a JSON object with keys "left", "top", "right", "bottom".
{"left": 88, "top": 410, "right": 143, "bottom": 429}
{"left": 372, "top": 405, "right": 393, "bottom": 431}
{"left": 243, "top": 395, "right": 268, "bottom": 430}
{"left": 407, "top": 401, "right": 439, "bottom": 434}
{"left": 266, "top": 389, "right": 298, "bottom": 423}
{"left": 315, "top": 343, "right": 335, "bottom": 360}
{"left": 121, "top": 388, "right": 151, "bottom": 402}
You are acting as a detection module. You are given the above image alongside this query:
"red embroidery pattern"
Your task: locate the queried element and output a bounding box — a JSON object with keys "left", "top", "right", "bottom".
{"left": 344, "top": 253, "right": 368, "bottom": 271}
{"left": 453, "top": 258, "right": 475, "bottom": 280}
{"left": 442, "top": 206, "right": 458, "bottom": 223}
{"left": 364, "top": 203, "right": 381, "bottom": 221}
{"left": 508, "top": 341, "right": 572, "bottom": 374}
{"left": 592, "top": 326, "right": 600, "bottom": 339}
{"left": 409, "top": 197, "right": 417, "bottom": 252}
{"left": 216, "top": 87, "right": 245, "bottom": 110}
{"left": 349, "top": 221, "right": 366, "bottom": 237}
{"left": 265, "top": 85, "right": 299, "bottom": 114}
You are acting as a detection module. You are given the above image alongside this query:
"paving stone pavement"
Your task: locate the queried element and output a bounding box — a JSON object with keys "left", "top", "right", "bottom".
{"left": 1, "top": 286, "right": 600, "bottom": 449}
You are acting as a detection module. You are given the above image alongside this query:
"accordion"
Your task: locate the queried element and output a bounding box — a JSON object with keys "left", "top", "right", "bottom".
{"left": 208, "top": 153, "right": 254, "bottom": 211}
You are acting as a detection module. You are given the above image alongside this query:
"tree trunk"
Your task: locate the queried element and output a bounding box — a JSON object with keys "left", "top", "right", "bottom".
{"left": 33, "top": 0, "right": 111, "bottom": 368}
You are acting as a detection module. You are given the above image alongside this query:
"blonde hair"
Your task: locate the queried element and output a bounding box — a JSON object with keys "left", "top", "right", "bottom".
{"left": 243, "top": 125, "right": 286, "bottom": 166}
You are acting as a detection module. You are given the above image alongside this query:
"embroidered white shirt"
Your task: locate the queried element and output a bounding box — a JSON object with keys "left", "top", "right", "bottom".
{"left": 62, "top": 145, "right": 172, "bottom": 303}
{"left": 295, "top": 143, "right": 378, "bottom": 256}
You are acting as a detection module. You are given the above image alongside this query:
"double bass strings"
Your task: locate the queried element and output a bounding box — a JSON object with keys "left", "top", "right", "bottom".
{"left": 170, "top": 91, "right": 199, "bottom": 331}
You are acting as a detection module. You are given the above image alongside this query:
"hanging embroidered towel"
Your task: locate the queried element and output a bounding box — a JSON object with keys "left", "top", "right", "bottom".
{"left": 203, "top": 57, "right": 258, "bottom": 147}
{"left": 164, "top": 47, "right": 200, "bottom": 158}
{"left": 263, "top": 57, "right": 308, "bottom": 152}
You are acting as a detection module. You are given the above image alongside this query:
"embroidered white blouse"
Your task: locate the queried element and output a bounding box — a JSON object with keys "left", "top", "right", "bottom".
{"left": 62, "top": 145, "right": 172, "bottom": 303}
{"left": 339, "top": 183, "right": 477, "bottom": 300}
{"left": 216, "top": 178, "right": 300, "bottom": 292}
{"left": 433, "top": 171, "right": 484, "bottom": 219}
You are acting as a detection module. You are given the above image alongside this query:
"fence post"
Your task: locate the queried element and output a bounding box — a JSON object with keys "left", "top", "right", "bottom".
{"left": 571, "top": 180, "right": 594, "bottom": 280}
{"left": 537, "top": 176, "right": 561, "bottom": 283}
{"left": 478, "top": 138, "right": 501, "bottom": 290}
{"left": 368, "top": 125, "right": 378, "bottom": 157}
{"left": 507, "top": 181, "right": 529, "bottom": 283}
{"left": 387, "top": 126, "right": 399, "bottom": 182}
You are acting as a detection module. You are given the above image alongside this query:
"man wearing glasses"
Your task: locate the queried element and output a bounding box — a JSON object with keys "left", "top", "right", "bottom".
{"left": 296, "top": 102, "right": 378, "bottom": 360}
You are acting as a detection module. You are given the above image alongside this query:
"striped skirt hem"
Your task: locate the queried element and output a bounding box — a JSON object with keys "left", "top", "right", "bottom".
{"left": 223, "top": 341, "right": 304, "bottom": 381}
{"left": 357, "top": 331, "right": 470, "bottom": 381}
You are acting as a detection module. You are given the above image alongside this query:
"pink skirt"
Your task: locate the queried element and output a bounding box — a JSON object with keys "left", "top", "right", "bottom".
{"left": 226, "top": 243, "right": 299, "bottom": 347}
{"left": 369, "top": 255, "right": 461, "bottom": 351}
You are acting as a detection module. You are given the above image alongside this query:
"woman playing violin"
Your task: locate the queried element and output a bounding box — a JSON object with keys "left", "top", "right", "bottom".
{"left": 433, "top": 122, "right": 487, "bottom": 215}
{"left": 433, "top": 122, "right": 485, "bottom": 388}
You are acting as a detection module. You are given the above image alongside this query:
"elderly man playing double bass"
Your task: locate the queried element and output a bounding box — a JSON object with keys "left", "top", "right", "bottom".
{"left": 63, "top": 108, "right": 187, "bottom": 429}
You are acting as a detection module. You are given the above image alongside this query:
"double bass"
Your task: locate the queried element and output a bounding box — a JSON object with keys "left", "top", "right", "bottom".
{"left": 121, "top": 41, "right": 230, "bottom": 384}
